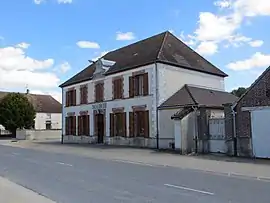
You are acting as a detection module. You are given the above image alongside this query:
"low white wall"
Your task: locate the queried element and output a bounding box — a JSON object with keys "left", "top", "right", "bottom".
{"left": 16, "top": 130, "right": 61, "bottom": 141}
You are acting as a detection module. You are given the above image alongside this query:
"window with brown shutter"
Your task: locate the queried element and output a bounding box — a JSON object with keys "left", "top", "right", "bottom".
{"left": 113, "top": 78, "right": 123, "bottom": 99}
{"left": 66, "top": 116, "right": 77, "bottom": 135}
{"left": 80, "top": 86, "right": 88, "bottom": 105}
{"left": 78, "top": 115, "right": 90, "bottom": 136}
{"left": 66, "top": 89, "right": 77, "bottom": 106}
{"left": 130, "top": 110, "right": 149, "bottom": 138}
{"left": 129, "top": 73, "right": 148, "bottom": 97}
{"left": 95, "top": 83, "right": 104, "bottom": 102}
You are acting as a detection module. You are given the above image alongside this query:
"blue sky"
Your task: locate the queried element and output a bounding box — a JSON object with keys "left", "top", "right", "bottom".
{"left": 0, "top": 0, "right": 269, "bottom": 101}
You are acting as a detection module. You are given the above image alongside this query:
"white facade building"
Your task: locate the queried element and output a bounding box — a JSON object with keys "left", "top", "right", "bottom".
{"left": 60, "top": 31, "right": 228, "bottom": 148}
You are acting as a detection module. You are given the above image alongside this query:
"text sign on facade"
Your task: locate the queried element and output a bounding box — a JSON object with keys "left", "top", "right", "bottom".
{"left": 92, "top": 102, "right": 107, "bottom": 110}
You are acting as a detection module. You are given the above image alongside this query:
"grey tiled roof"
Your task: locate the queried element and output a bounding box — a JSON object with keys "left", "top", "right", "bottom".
{"left": 60, "top": 31, "right": 227, "bottom": 87}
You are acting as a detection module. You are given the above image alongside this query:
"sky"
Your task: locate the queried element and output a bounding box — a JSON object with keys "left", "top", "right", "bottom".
{"left": 0, "top": 0, "right": 270, "bottom": 102}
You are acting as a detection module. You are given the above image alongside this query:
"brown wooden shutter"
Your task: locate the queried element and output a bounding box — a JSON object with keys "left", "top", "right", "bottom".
{"left": 144, "top": 110, "right": 149, "bottom": 138}
{"left": 78, "top": 116, "right": 81, "bottom": 136}
{"left": 129, "top": 112, "right": 134, "bottom": 137}
{"left": 110, "top": 113, "right": 114, "bottom": 137}
{"left": 120, "top": 78, "right": 124, "bottom": 99}
{"left": 73, "top": 90, "right": 77, "bottom": 106}
{"left": 86, "top": 115, "right": 89, "bottom": 136}
{"left": 123, "top": 112, "right": 126, "bottom": 137}
{"left": 129, "top": 76, "right": 134, "bottom": 98}
{"left": 94, "top": 113, "right": 98, "bottom": 136}
{"left": 112, "top": 80, "right": 115, "bottom": 99}
{"left": 66, "top": 92, "right": 68, "bottom": 107}
{"left": 65, "top": 117, "right": 68, "bottom": 135}
{"left": 143, "top": 73, "right": 149, "bottom": 96}
{"left": 72, "top": 116, "right": 76, "bottom": 135}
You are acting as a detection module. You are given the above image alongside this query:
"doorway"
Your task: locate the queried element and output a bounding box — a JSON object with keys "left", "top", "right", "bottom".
{"left": 96, "top": 113, "right": 104, "bottom": 143}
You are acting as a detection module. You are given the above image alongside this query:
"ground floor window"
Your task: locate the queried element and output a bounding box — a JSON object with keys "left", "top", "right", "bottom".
{"left": 65, "top": 116, "right": 76, "bottom": 135}
{"left": 110, "top": 112, "right": 126, "bottom": 137}
{"left": 129, "top": 110, "right": 149, "bottom": 138}
{"left": 78, "top": 115, "right": 90, "bottom": 136}
{"left": 46, "top": 121, "right": 52, "bottom": 130}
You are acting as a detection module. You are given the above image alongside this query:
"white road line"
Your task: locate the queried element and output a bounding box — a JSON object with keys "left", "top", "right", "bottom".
{"left": 11, "top": 152, "right": 20, "bottom": 156}
{"left": 113, "top": 159, "right": 154, "bottom": 167}
{"left": 164, "top": 184, "right": 215, "bottom": 196}
{"left": 56, "top": 162, "right": 73, "bottom": 167}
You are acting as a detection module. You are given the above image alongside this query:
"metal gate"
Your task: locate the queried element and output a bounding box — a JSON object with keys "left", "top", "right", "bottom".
{"left": 208, "top": 118, "right": 226, "bottom": 153}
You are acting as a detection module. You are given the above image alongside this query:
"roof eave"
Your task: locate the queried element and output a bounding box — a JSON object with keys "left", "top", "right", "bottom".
{"left": 157, "top": 60, "right": 228, "bottom": 78}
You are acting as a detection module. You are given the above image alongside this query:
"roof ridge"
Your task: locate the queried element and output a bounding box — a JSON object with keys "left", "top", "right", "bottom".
{"left": 233, "top": 65, "right": 270, "bottom": 109}
{"left": 157, "top": 31, "right": 169, "bottom": 60}
{"left": 184, "top": 84, "right": 198, "bottom": 105}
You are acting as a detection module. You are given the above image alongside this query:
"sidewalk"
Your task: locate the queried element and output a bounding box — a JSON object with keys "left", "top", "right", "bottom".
{"left": 2, "top": 140, "right": 270, "bottom": 181}
{"left": 0, "top": 176, "right": 55, "bottom": 203}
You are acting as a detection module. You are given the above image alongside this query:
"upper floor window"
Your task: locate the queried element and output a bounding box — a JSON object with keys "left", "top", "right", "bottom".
{"left": 46, "top": 113, "right": 51, "bottom": 120}
{"left": 66, "top": 89, "right": 76, "bottom": 106}
{"left": 113, "top": 77, "right": 123, "bottom": 99}
{"left": 80, "top": 85, "right": 88, "bottom": 104}
{"left": 95, "top": 82, "right": 104, "bottom": 102}
{"left": 129, "top": 72, "right": 149, "bottom": 97}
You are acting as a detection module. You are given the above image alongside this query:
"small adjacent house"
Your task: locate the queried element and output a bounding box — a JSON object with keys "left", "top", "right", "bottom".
{"left": 160, "top": 85, "right": 237, "bottom": 154}
{"left": 60, "top": 31, "right": 229, "bottom": 149}
{"left": 227, "top": 66, "right": 270, "bottom": 158}
{"left": 0, "top": 90, "right": 62, "bottom": 131}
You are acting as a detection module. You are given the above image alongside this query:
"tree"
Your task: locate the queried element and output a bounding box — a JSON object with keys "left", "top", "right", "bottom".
{"left": 231, "top": 87, "right": 248, "bottom": 97}
{"left": 0, "top": 93, "right": 36, "bottom": 136}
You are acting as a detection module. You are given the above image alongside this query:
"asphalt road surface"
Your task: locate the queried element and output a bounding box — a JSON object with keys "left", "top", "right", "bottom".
{"left": 0, "top": 145, "right": 269, "bottom": 203}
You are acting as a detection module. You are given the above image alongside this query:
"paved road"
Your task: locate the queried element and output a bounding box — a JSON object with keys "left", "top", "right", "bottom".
{"left": 0, "top": 145, "right": 270, "bottom": 203}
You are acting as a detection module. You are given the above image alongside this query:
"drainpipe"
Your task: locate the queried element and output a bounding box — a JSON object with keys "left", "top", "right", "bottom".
{"left": 61, "top": 88, "right": 64, "bottom": 144}
{"left": 192, "top": 106, "right": 198, "bottom": 153}
{"left": 231, "top": 106, "right": 237, "bottom": 156}
{"left": 155, "top": 62, "right": 159, "bottom": 149}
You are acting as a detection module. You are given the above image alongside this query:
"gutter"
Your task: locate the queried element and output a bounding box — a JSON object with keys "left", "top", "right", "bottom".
{"left": 155, "top": 62, "right": 159, "bottom": 149}
{"left": 61, "top": 88, "right": 64, "bottom": 144}
{"left": 231, "top": 105, "right": 237, "bottom": 156}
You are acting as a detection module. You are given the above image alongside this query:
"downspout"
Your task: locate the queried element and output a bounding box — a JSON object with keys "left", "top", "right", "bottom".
{"left": 231, "top": 106, "right": 237, "bottom": 156}
{"left": 192, "top": 106, "right": 198, "bottom": 153}
{"left": 155, "top": 62, "right": 159, "bottom": 149}
{"left": 61, "top": 88, "right": 64, "bottom": 144}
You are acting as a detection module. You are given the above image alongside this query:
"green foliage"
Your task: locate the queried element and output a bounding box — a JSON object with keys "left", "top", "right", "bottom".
{"left": 0, "top": 93, "right": 36, "bottom": 133}
{"left": 231, "top": 87, "right": 248, "bottom": 97}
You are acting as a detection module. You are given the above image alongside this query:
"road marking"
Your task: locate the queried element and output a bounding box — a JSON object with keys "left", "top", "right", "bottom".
{"left": 113, "top": 159, "right": 154, "bottom": 167}
{"left": 164, "top": 184, "right": 214, "bottom": 196}
{"left": 11, "top": 152, "right": 20, "bottom": 156}
{"left": 56, "top": 162, "right": 73, "bottom": 167}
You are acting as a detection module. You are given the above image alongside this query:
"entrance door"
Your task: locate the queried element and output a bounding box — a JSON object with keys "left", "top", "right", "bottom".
{"left": 97, "top": 114, "right": 104, "bottom": 143}
{"left": 251, "top": 109, "right": 270, "bottom": 158}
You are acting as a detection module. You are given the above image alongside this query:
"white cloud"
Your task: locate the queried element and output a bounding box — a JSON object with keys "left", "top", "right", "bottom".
{"left": 16, "top": 42, "right": 30, "bottom": 49}
{"left": 249, "top": 40, "right": 264, "bottom": 47}
{"left": 214, "top": 0, "right": 232, "bottom": 8}
{"left": 116, "top": 32, "right": 136, "bottom": 41}
{"left": 58, "top": 62, "right": 71, "bottom": 73}
{"left": 196, "top": 41, "right": 218, "bottom": 56}
{"left": 194, "top": 12, "right": 240, "bottom": 42}
{"left": 76, "top": 41, "right": 100, "bottom": 49}
{"left": 0, "top": 44, "right": 60, "bottom": 90}
{"left": 57, "top": 0, "right": 72, "bottom": 4}
{"left": 34, "top": 0, "right": 44, "bottom": 4}
{"left": 92, "top": 51, "right": 109, "bottom": 61}
{"left": 234, "top": 0, "right": 270, "bottom": 17}
{"left": 178, "top": 31, "right": 196, "bottom": 46}
{"left": 227, "top": 52, "right": 270, "bottom": 71}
